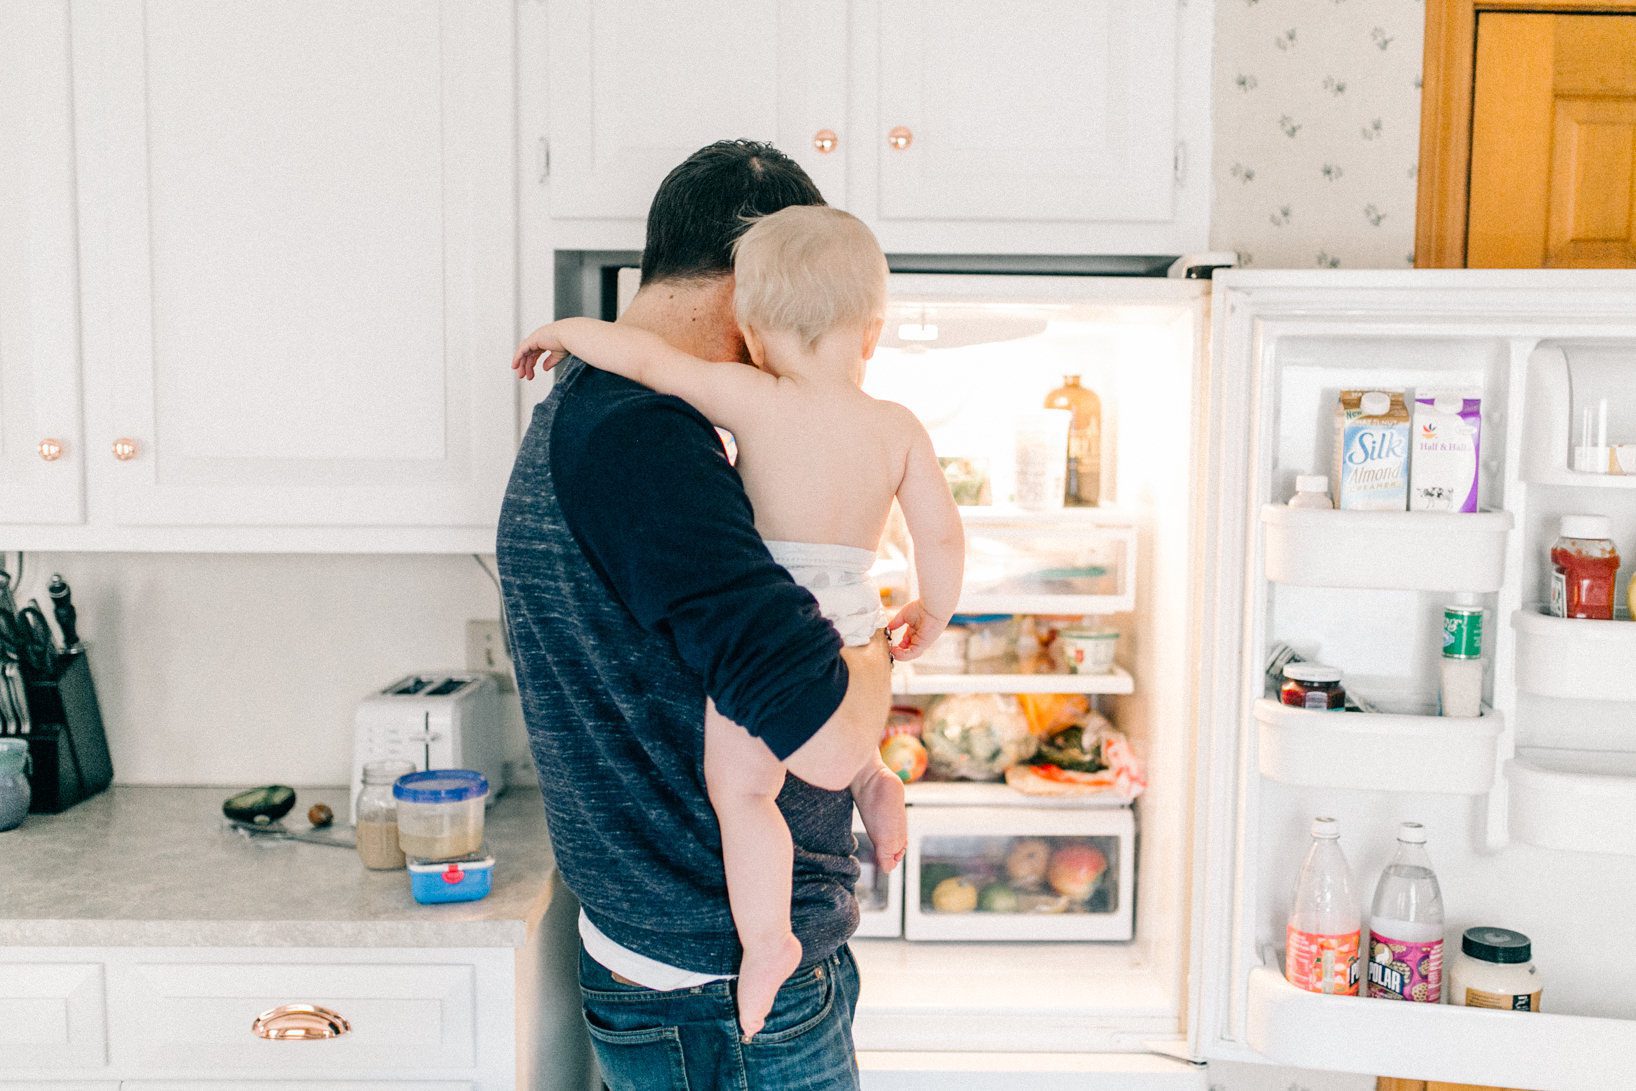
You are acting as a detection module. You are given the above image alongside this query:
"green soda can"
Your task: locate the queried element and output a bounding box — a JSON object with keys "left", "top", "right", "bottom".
{"left": 1443, "top": 606, "right": 1483, "bottom": 659}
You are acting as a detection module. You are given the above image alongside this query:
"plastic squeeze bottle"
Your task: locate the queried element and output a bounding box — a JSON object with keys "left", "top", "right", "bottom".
{"left": 1367, "top": 822, "right": 1445, "bottom": 1002}
{"left": 1286, "top": 817, "right": 1361, "bottom": 996}
{"left": 1288, "top": 474, "right": 1334, "bottom": 510}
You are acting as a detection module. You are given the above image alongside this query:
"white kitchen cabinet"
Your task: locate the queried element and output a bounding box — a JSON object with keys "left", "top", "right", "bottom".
{"left": 537, "top": 0, "right": 1210, "bottom": 255}
{"left": 0, "top": 1, "right": 85, "bottom": 526}
{"left": 543, "top": 0, "right": 848, "bottom": 235}
{"left": 873, "top": 0, "right": 1177, "bottom": 225}
{"left": 55, "top": 0, "right": 517, "bottom": 550}
{"left": 0, "top": 961, "right": 107, "bottom": 1069}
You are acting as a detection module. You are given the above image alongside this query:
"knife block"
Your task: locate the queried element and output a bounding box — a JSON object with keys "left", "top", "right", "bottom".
{"left": 22, "top": 650, "right": 113, "bottom": 813}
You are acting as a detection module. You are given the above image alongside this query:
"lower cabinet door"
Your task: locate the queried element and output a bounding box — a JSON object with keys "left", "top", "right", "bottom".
{"left": 0, "top": 962, "right": 108, "bottom": 1069}
{"left": 107, "top": 961, "right": 477, "bottom": 1073}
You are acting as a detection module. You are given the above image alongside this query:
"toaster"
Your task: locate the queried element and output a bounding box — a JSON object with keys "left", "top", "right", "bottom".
{"left": 350, "top": 673, "right": 506, "bottom": 823}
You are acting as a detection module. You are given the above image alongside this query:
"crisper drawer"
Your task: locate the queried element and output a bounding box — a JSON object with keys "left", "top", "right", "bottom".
{"left": 853, "top": 816, "right": 905, "bottom": 939}
{"left": 904, "top": 805, "right": 1135, "bottom": 941}
{"left": 0, "top": 961, "right": 107, "bottom": 1069}
{"left": 957, "top": 517, "right": 1137, "bottom": 614}
{"left": 107, "top": 960, "right": 476, "bottom": 1073}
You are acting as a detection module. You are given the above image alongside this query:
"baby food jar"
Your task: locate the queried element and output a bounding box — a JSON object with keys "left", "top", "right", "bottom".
{"left": 1280, "top": 664, "right": 1346, "bottom": 710}
{"left": 1448, "top": 927, "right": 1541, "bottom": 1011}
{"left": 393, "top": 769, "right": 489, "bottom": 861}
{"left": 0, "top": 739, "right": 31, "bottom": 831}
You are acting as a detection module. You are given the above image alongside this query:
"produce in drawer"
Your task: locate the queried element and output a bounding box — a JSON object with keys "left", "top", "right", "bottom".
{"left": 1048, "top": 843, "right": 1109, "bottom": 903}
{"left": 922, "top": 693, "right": 1037, "bottom": 780}
{"left": 920, "top": 835, "right": 1119, "bottom": 915}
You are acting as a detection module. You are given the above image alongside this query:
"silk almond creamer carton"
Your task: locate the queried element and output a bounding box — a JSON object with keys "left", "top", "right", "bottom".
{"left": 1334, "top": 390, "right": 1410, "bottom": 510}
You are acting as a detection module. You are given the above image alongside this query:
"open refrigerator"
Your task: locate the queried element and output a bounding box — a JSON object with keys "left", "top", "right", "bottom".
{"left": 836, "top": 269, "right": 1636, "bottom": 1090}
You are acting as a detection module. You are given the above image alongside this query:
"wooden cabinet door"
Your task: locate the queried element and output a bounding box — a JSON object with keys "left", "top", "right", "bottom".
{"left": 545, "top": 1, "right": 848, "bottom": 219}
{"left": 1468, "top": 13, "right": 1636, "bottom": 267}
{"left": 71, "top": 0, "right": 517, "bottom": 532}
{"left": 0, "top": 1, "right": 85, "bottom": 526}
{"left": 874, "top": 0, "right": 1178, "bottom": 224}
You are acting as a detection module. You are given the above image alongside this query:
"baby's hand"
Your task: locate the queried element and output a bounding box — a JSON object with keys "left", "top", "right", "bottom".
{"left": 886, "top": 600, "right": 949, "bottom": 661}
{"left": 511, "top": 322, "right": 573, "bottom": 381}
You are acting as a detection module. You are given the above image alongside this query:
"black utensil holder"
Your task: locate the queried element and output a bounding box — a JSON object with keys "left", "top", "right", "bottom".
{"left": 22, "top": 650, "right": 113, "bottom": 813}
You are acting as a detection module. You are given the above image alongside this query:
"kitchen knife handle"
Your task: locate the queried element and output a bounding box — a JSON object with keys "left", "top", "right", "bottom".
{"left": 47, "top": 574, "right": 79, "bottom": 650}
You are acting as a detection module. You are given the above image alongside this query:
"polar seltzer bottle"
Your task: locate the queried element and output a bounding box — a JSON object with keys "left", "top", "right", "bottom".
{"left": 1286, "top": 817, "right": 1361, "bottom": 995}
{"left": 1367, "top": 822, "right": 1446, "bottom": 1002}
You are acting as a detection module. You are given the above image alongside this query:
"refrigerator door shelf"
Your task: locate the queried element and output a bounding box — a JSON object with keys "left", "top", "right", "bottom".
{"left": 1246, "top": 964, "right": 1636, "bottom": 1087}
{"left": 1509, "top": 747, "right": 1636, "bottom": 856}
{"left": 1512, "top": 609, "right": 1636, "bottom": 701}
{"left": 1261, "top": 506, "right": 1514, "bottom": 593}
{"left": 1253, "top": 698, "right": 1504, "bottom": 795}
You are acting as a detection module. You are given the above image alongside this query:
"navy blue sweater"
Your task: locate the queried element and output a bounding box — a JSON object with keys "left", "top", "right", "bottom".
{"left": 497, "top": 359, "right": 861, "bottom": 973}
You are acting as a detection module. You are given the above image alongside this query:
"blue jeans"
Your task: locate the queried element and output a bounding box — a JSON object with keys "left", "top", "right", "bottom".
{"left": 578, "top": 944, "right": 861, "bottom": 1090}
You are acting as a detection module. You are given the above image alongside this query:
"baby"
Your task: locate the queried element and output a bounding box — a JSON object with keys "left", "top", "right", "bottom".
{"left": 513, "top": 205, "right": 964, "bottom": 1038}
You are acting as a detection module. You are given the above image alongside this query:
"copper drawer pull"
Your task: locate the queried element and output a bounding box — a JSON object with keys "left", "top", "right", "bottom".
{"left": 251, "top": 1002, "right": 351, "bottom": 1040}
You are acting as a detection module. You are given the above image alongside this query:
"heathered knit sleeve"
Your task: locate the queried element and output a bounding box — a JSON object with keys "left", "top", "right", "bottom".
{"left": 553, "top": 397, "right": 850, "bottom": 761}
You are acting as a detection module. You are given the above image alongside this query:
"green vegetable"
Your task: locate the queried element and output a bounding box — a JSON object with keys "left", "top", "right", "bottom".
{"left": 978, "top": 883, "right": 1021, "bottom": 913}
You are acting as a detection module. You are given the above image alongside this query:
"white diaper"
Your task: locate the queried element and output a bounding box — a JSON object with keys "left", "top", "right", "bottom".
{"left": 765, "top": 540, "right": 884, "bottom": 647}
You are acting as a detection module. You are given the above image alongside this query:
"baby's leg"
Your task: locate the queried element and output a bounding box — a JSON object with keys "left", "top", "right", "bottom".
{"left": 851, "top": 753, "right": 907, "bottom": 872}
{"left": 703, "top": 699, "right": 803, "bottom": 1041}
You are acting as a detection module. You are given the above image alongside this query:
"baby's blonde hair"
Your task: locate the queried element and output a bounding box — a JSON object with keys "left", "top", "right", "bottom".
{"left": 732, "top": 205, "right": 888, "bottom": 350}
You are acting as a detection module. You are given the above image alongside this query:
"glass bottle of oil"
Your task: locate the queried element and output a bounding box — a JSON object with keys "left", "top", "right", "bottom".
{"left": 1043, "top": 375, "right": 1101, "bottom": 505}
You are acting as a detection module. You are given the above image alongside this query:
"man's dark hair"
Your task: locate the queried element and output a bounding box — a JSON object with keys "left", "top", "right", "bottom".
{"left": 640, "top": 140, "right": 824, "bottom": 286}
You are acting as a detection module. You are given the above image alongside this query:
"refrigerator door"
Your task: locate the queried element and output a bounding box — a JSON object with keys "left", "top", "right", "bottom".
{"left": 1188, "top": 270, "right": 1636, "bottom": 1087}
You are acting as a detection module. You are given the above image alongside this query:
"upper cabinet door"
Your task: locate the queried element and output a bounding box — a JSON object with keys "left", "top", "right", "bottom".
{"left": 71, "top": 0, "right": 517, "bottom": 531}
{"left": 874, "top": 0, "right": 1179, "bottom": 224}
{"left": 545, "top": 1, "right": 849, "bottom": 219}
{"left": 0, "top": 2, "right": 85, "bottom": 526}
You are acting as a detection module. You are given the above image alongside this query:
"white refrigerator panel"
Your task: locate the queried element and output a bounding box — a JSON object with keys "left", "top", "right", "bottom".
{"left": 1191, "top": 271, "right": 1636, "bottom": 1089}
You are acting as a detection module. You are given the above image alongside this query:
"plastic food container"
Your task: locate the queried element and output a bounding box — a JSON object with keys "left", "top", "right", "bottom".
{"left": 407, "top": 853, "right": 494, "bottom": 904}
{"left": 1058, "top": 629, "right": 1119, "bottom": 675}
{"left": 953, "top": 614, "right": 1016, "bottom": 664}
{"left": 916, "top": 625, "right": 971, "bottom": 672}
{"left": 393, "top": 770, "right": 489, "bottom": 861}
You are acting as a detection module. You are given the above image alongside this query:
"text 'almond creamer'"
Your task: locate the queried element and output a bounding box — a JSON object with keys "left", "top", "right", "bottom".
{"left": 1334, "top": 390, "right": 1411, "bottom": 511}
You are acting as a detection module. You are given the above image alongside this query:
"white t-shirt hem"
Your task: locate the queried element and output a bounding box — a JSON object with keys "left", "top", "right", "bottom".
{"left": 578, "top": 909, "right": 733, "bottom": 991}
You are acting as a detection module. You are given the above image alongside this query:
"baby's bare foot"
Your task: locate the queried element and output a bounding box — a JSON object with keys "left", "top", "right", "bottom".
{"left": 855, "top": 764, "right": 907, "bottom": 872}
{"left": 736, "top": 931, "right": 802, "bottom": 1041}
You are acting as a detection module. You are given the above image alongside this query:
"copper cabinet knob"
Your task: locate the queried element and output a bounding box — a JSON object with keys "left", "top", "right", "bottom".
{"left": 887, "top": 126, "right": 913, "bottom": 151}
{"left": 38, "top": 438, "right": 64, "bottom": 462}
{"left": 813, "top": 129, "right": 839, "bottom": 154}
{"left": 251, "top": 1003, "right": 351, "bottom": 1040}
{"left": 112, "top": 438, "right": 139, "bottom": 461}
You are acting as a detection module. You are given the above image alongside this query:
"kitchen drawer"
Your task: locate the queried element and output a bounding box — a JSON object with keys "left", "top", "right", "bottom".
{"left": 0, "top": 1084, "right": 116, "bottom": 1091}
{"left": 108, "top": 961, "right": 476, "bottom": 1073}
{"left": 0, "top": 961, "right": 108, "bottom": 1068}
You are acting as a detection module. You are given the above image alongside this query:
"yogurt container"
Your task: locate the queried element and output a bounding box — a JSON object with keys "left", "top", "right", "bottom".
{"left": 393, "top": 770, "right": 489, "bottom": 861}
{"left": 1059, "top": 629, "right": 1118, "bottom": 675}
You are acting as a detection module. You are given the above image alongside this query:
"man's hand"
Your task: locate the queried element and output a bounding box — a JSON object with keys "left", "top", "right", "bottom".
{"left": 886, "top": 599, "right": 949, "bottom": 661}
{"left": 512, "top": 322, "right": 573, "bottom": 381}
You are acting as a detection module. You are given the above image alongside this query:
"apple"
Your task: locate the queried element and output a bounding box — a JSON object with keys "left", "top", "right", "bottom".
{"left": 1047, "top": 843, "right": 1109, "bottom": 903}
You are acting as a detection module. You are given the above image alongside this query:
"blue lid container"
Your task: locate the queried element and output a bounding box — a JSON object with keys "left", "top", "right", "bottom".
{"left": 949, "top": 613, "right": 1012, "bottom": 625}
{"left": 408, "top": 854, "right": 494, "bottom": 904}
{"left": 393, "top": 769, "right": 489, "bottom": 803}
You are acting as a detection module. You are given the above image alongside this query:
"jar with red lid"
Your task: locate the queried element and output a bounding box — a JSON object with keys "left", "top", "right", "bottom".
{"left": 1281, "top": 664, "right": 1347, "bottom": 710}
{"left": 1550, "top": 515, "right": 1620, "bottom": 620}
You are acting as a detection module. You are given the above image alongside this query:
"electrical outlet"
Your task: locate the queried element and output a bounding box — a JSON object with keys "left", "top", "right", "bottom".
{"left": 467, "top": 619, "right": 512, "bottom": 679}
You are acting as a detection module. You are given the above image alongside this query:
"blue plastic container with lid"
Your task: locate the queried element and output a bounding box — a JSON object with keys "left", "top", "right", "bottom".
{"left": 392, "top": 769, "right": 489, "bottom": 861}
{"left": 0, "top": 738, "right": 30, "bottom": 831}
{"left": 407, "top": 853, "right": 494, "bottom": 904}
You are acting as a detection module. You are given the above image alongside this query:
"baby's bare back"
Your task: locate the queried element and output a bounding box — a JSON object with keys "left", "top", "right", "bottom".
{"left": 731, "top": 383, "right": 911, "bottom": 551}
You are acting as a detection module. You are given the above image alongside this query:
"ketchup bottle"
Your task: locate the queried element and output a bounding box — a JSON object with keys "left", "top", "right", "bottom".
{"left": 1550, "top": 515, "right": 1620, "bottom": 620}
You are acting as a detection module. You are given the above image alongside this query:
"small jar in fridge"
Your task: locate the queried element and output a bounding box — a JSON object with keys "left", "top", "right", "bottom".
{"left": 1448, "top": 927, "right": 1542, "bottom": 1011}
{"left": 355, "top": 759, "right": 417, "bottom": 870}
{"left": 1280, "top": 663, "right": 1346, "bottom": 710}
{"left": 1549, "top": 515, "right": 1620, "bottom": 620}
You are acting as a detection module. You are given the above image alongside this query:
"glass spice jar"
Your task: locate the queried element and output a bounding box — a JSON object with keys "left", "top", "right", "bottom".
{"left": 354, "top": 759, "right": 417, "bottom": 870}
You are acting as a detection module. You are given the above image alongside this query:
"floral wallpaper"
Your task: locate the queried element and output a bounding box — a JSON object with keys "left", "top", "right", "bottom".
{"left": 1211, "top": 0, "right": 1426, "bottom": 269}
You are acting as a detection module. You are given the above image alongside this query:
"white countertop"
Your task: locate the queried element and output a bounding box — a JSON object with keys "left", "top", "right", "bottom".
{"left": 0, "top": 784, "right": 562, "bottom": 949}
